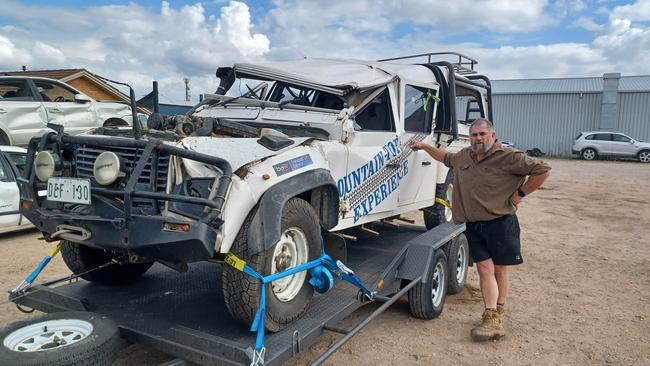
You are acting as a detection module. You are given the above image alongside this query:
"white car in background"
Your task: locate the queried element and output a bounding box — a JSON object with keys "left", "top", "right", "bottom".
{"left": 572, "top": 131, "right": 650, "bottom": 163}
{"left": 0, "top": 146, "right": 33, "bottom": 233}
{"left": 0, "top": 76, "right": 133, "bottom": 146}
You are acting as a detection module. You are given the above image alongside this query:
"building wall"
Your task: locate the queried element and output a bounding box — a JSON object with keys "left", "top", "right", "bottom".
{"left": 618, "top": 92, "right": 650, "bottom": 142}
{"left": 492, "top": 93, "right": 603, "bottom": 156}
{"left": 67, "top": 77, "right": 118, "bottom": 101}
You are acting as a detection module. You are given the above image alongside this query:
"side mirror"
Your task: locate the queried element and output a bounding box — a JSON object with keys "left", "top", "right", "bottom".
{"left": 74, "top": 94, "right": 91, "bottom": 103}
{"left": 630, "top": 139, "right": 635, "bottom": 144}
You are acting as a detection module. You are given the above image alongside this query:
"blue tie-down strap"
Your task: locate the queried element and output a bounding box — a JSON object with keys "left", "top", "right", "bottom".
{"left": 10, "top": 244, "right": 61, "bottom": 298}
{"left": 225, "top": 239, "right": 376, "bottom": 366}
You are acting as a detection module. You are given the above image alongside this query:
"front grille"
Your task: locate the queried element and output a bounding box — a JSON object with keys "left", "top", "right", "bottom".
{"left": 75, "top": 145, "right": 169, "bottom": 193}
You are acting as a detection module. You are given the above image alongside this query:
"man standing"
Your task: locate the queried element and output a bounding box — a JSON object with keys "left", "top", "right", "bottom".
{"left": 410, "top": 118, "right": 551, "bottom": 341}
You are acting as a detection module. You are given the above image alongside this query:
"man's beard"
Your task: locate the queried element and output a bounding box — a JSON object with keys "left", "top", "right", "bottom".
{"left": 471, "top": 141, "right": 493, "bottom": 154}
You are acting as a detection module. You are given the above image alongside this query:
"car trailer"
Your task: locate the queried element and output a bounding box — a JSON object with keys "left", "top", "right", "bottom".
{"left": 6, "top": 221, "right": 466, "bottom": 366}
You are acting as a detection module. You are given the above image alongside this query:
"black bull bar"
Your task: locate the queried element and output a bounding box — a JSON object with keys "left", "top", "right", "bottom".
{"left": 19, "top": 132, "right": 233, "bottom": 263}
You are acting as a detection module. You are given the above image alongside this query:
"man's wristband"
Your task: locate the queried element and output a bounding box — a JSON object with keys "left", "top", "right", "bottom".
{"left": 517, "top": 188, "right": 527, "bottom": 198}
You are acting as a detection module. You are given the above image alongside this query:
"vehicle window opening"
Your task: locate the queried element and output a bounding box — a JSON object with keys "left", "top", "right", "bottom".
{"left": 34, "top": 81, "right": 77, "bottom": 103}
{"left": 404, "top": 85, "right": 437, "bottom": 134}
{"left": 353, "top": 89, "right": 394, "bottom": 132}
{"left": 0, "top": 80, "right": 34, "bottom": 101}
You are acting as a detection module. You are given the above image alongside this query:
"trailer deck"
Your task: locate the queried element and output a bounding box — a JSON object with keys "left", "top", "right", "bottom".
{"left": 13, "top": 222, "right": 463, "bottom": 365}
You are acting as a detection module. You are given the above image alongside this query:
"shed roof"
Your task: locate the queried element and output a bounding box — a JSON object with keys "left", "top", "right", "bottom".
{"left": 492, "top": 75, "right": 650, "bottom": 95}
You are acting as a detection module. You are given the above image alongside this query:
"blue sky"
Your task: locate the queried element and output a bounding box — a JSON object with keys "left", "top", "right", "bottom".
{"left": 2, "top": 0, "right": 650, "bottom": 102}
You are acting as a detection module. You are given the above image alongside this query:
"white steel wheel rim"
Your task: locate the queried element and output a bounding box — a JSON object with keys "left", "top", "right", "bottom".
{"left": 639, "top": 151, "right": 650, "bottom": 163}
{"left": 271, "top": 227, "right": 309, "bottom": 302}
{"left": 583, "top": 149, "right": 595, "bottom": 160}
{"left": 455, "top": 243, "right": 468, "bottom": 283}
{"left": 430, "top": 261, "right": 445, "bottom": 307}
{"left": 3, "top": 319, "right": 93, "bottom": 352}
{"left": 444, "top": 184, "right": 453, "bottom": 222}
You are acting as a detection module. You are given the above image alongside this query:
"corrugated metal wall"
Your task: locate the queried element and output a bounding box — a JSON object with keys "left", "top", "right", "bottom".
{"left": 492, "top": 93, "right": 602, "bottom": 156}
{"left": 618, "top": 93, "right": 650, "bottom": 142}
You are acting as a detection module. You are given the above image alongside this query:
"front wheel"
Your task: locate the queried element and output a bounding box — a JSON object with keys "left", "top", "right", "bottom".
{"left": 638, "top": 150, "right": 650, "bottom": 163}
{"left": 60, "top": 241, "right": 153, "bottom": 285}
{"left": 408, "top": 249, "right": 448, "bottom": 319}
{"left": 424, "top": 171, "right": 453, "bottom": 230}
{"left": 223, "top": 197, "right": 322, "bottom": 332}
{"left": 0, "top": 311, "right": 122, "bottom": 366}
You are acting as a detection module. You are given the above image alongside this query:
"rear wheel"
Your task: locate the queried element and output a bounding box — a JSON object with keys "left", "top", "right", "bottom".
{"left": 408, "top": 249, "right": 448, "bottom": 319}
{"left": 60, "top": 241, "right": 153, "bottom": 285}
{"left": 638, "top": 150, "right": 650, "bottom": 163}
{"left": 423, "top": 171, "right": 453, "bottom": 230}
{"left": 223, "top": 198, "right": 321, "bottom": 332}
{"left": 445, "top": 234, "right": 469, "bottom": 294}
{"left": 581, "top": 148, "right": 597, "bottom": 161}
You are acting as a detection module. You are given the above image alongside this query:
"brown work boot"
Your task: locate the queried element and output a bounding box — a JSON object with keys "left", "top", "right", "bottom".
{"left": 497, "top": 303, "right": 505, "bottom": 321}
{"left": 471, "top": 308, "right": 506, "bottom": 341}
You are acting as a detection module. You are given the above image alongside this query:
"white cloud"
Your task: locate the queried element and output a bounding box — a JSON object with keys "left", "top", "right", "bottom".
{"left": 219, "top": 1, "right": 270, "bottom": 57}
{"left": 610, "top": 0, "right": 650, "bottom": 22}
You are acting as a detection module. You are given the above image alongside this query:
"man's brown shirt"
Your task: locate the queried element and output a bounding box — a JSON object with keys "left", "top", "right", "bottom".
{"left": 443, "top": 141, "right": 551, "bottom": 223}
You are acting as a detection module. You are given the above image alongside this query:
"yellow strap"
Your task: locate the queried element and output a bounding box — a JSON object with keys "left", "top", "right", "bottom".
{"left": 435, "top": 197, "right": 451, "bottom": 208}
{"left": 50, "top": 243, "right": 61, "bottom": 258}
{"left": 225, "top": 252, "right": 246, "bottom": 272}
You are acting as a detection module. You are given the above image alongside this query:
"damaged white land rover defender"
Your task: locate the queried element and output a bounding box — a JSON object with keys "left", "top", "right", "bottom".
{"left": 19, "top": 53, "right": 493, "bottom": 331}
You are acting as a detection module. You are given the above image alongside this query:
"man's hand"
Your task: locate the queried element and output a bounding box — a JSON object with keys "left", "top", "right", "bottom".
{"left": 510, "top": 191, "right": 523, "bottom": 206}
{"left": 410, "top": 140, "right": 426, "bottom": 151}
{"left": 409, "top": 140, "right": 447, "bottom": 162}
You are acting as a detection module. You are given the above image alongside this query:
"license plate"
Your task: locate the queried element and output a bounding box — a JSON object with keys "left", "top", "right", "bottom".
{"left": 47, "top": 178, "right": 91, "bottom": 205}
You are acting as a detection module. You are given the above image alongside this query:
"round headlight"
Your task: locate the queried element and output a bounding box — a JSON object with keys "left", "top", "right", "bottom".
{"left": 93, "top": 152, "right": 121, "bottom": 185}
{"left": 34, "top": 151, "right": 60, "bottom": 182}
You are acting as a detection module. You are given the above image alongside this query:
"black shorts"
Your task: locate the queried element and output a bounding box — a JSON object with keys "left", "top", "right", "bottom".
{"left": 465, "top": 214, "right": 523, "bottom": 266}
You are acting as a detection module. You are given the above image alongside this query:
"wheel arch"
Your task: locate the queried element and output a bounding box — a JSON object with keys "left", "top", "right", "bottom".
{"left": 0, "top": 127, "right": 12, "bottom": 145}
{"left": 103, "top": 118, "right": 128, "bottom": 127}
{"left": 246, "top": 168, "right": 339, "bottom": 254}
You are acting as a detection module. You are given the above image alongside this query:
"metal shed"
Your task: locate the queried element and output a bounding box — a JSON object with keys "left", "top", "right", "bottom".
{"left": 488, "top": 74, "right": 650, "bottom": 156}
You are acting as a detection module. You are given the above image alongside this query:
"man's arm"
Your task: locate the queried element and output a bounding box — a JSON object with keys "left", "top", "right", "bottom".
{"left": 410, "top": 141, "right": 447, "bottom": 162}
{"left": 510, "top": 170, "right": 551, "bottom": 205}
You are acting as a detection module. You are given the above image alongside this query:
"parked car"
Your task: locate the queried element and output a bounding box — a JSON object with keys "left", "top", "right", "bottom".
{"left": 572, "top": 131, "right": 650, "bottom": 163}
{"left": 0, "top": 76, "right": 133, "bottom": 146}
{"left": 0, "top": 146, "right": 33, "bottom": 233}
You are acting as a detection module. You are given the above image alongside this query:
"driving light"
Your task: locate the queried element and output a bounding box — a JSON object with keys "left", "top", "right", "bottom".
{"left": 34, "top": 151, "right": 61, "bottom": 182}
{"left": 93, "top": 152, "right": 122, "bottom": 185}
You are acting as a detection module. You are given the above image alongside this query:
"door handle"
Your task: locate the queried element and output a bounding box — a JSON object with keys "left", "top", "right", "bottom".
{"left": 422, "top": 161, "right": 431, "bottom": 166}
{"left": 0, "top": 108, "right": 6, "bottom": 114}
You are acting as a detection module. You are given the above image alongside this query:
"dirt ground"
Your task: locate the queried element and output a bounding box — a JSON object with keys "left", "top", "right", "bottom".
{"left": 0, "top": 157, "right": 648, "bottom": 365}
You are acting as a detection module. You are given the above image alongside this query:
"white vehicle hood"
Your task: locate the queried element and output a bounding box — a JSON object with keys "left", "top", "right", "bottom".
{"left": 181, "top": 136, "right": 311, "bottom": 172}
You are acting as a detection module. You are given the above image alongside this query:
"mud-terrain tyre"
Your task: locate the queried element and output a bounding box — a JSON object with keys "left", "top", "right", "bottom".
{"left": 223, "top": 197, "right": 321, "bottom": 332}
{"left": 581, "top": 148, "right": 597, "bottom": 161}
{"left": 408, "top": 249, "right": 448, "bottom": 319}
{"left": 0, "top": 311, "right": 122, "bottom": 366}
{"left": 60, "top": 240, "right": 153, "bottom": 285}
{"left": 445, "top": 234, "right": 469, "bottom": 294}
{"left": 638, "top": 150, "right": 650, "bottom": 163}
{"left": 424, "top": 170, "right": 453, "bottom": 230}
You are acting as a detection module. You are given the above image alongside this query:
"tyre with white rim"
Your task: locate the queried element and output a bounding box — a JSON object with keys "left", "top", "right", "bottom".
{"left": 638, "top": 150, "right": 650, "bottom": 163}
{"left": 408, "top": 249, "right": 448, "bottom": 319}
{"left": 445, "top": 234, "right": 469, "bottom": 294}
{"left": 581, "top": 148, "right": 597, "bottom": 161}
{"left": 0, "top": 311, "right": 122, "bottom": 366}
{"left": 223, "top": 197, "right": 321, "bottom": 332}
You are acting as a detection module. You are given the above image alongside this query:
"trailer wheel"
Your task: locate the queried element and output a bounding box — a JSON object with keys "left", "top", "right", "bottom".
{"left": 408, "top": 249, "right": 448, "bottom": 319}
{"left": 60, "top": 241, "right": 153, "bottom": 285}
{"left": 445, "top": 234, "right": 469, "bottom": 294}
{"left": 223, "top": 197, "right": 321, "bottom": 332}
{"left": 0, "top": 311, "right": 122, "bottom": 366}
{"left": 424, "top": 171, "right": 453, "bottom": 230}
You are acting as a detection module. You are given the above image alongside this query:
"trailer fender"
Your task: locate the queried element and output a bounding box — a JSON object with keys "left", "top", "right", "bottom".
{"left": 247, "top": 168, "right": 339, "bottom": 254}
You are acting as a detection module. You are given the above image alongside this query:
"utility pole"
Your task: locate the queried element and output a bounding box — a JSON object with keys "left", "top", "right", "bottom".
{"left": 184, "top": 78, "right": 190, "bottom": 102}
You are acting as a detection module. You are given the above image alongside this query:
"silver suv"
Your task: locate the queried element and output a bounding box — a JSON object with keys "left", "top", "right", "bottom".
{"left": 0, "top": 76, "right": 133, "bottom": 146}
{"left": 572, "top": 131, "right": 650, "bottom": 163}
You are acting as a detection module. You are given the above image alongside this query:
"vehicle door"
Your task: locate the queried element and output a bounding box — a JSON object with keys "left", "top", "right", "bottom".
{"left": 0, "top": 153, "right": 21, "bottom": 227}
{"left": 4, "top": 150, "right": 32, "bottom": 227}
{"left": 0, "top": 79, "right": 48, "bottom": 146}
{"left": 397, "top": 82, "right": 440, "bottom": 207}
{"left": 341, "top": 87, "right": 400, "bottom": 224}
{"left": 34, "top": 80, "right": 94, "bottom": 135}
{"left": 591, "top": 133, "right": 613, "bottom": 155}
{"left": 610, "top": 133, "right": 637, "bottom": 157}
